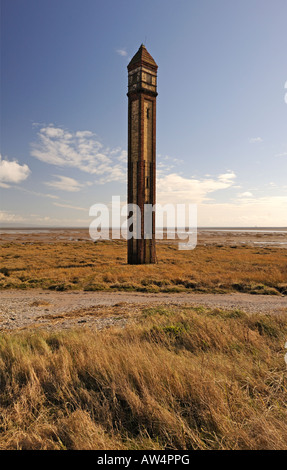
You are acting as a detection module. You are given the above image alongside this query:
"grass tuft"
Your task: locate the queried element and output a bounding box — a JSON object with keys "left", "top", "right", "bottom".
{"left": 0, "top": 306, "right": 287, "bottom": 450}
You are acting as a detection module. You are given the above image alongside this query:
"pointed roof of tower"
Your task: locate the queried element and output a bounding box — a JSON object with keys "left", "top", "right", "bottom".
{"left": 128, "top": 44, "right": 157, "bottom": 70}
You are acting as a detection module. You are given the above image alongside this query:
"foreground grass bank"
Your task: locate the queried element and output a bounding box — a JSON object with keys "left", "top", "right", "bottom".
{"left": 0, "top": 306, "right": 287, "bottom": 450}
{"left": 1, "top": 240, "right": 286, "bottom": 294}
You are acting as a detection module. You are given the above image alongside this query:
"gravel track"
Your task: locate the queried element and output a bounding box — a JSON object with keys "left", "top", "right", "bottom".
{"left": 0, "top": 290, "right": 286, "bottom": 332}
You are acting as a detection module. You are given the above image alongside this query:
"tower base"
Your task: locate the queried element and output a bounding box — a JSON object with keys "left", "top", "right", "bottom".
{"left": 128, "top": 239, "right": 156, "bottom": 264}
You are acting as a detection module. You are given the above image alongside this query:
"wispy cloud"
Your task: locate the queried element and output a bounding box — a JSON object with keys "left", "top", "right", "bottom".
{"left": 116, "top": 48, "right": 128, "bottom": 57}
{"left": 0, "top": 154, "right": 30, "bottom": 187}
{"left": 53, "top": 202, "right": 87, "bottom": 212}
{"left": 31, "top": 125, "right": 126, "bottom": 183}
{"left": 157, "top": 154, "right": 184, "bottom": 176}
{"left": 14, "top": 187, "right": 59, "bottom": 199}
{"left": 44, "top": 175, "right": 84, "bottom": 192}
{"left": 249, "top": 137, "right": 263, "bottom": 143}
{"left": 275, "top": 152, "right": 287, "bottom": 157}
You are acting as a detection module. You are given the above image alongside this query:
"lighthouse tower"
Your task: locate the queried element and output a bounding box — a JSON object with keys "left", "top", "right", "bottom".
{"left": 127, "top": 45, "right": 158, "bottom": 264}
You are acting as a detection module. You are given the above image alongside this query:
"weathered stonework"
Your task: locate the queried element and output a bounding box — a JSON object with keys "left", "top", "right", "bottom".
{"left": 127, "top": 45, "right": 158, "bottom": 264}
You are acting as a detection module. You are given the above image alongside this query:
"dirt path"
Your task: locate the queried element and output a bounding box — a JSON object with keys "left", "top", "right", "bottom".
{"left": 0, "top": 290, "right": 286, "bottom": 332}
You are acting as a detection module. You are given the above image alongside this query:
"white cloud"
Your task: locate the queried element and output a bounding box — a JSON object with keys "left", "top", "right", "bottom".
{"left": 0, "top": 210, "right": 25, "bottom": 223}
{"left": 249, "top": 137, "right": 263, "bottom": 143}
{"left": 116, "top": 49, "right": 128, "bottom": 56}
{"left": 43, "top": 127, "right": 65, "bottom": 138}
{"left": 218, "top": 171, "right": 236, "bottom": 183}
{"left": 198, "top": 196, "right": 287, "bottom": 226}
{"left": 31, "top": 125, "right": 126, "bottom": 183}
{"left": 238, "top": 191, "right": 253, "bottom": 198}
{"left": 157, "top": 171, "right": 236, "bottom": 205}
{"left": 156, "top": 171, "right": 286, "bottom": 225}
{"left": 44, "top": 175, "right": 84, "bottom": 192}
{"left": 0, "top": 154, "right": 30, "bottom": 186}
{"left": 117, "top": 150, "right": 128, "bottom": 163}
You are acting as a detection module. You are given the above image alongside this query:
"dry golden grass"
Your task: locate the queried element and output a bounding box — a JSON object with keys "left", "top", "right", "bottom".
{"left": 0, "top": 240, "right": 286, "bottom": 294}
{"left": 0, "top": 305, "right": 287, "bottom": 450}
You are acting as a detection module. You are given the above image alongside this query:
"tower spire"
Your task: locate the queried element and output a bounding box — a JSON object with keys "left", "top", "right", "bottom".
{"left": 127, "top": 44, "right": 157, "bottom": 71}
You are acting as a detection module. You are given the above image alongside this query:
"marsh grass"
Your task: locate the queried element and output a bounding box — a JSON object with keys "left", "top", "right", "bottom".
{"left": 0, "top": 306, "right": 287, "bottom": 450}
{"left": 0, "top": 240, "right": 286, "bottom": 294}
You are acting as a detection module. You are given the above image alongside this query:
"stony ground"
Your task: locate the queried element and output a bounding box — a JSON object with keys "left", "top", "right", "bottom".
{"left": 0, "top": 290, "right": 286, "bottom": 331}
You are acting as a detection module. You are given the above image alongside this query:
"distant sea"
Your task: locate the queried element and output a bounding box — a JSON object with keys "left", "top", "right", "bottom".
{"left": 1, "top": 227, "right": 287, "bottom": 233}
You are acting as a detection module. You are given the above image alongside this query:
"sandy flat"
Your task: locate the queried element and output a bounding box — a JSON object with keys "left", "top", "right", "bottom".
{"left": 1, "top": 227, "right": 287, "bottom": 247}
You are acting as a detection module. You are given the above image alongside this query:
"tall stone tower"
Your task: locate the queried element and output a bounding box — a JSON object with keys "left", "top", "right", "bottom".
{"left": 127, "top": 44, "right": 158, "bottom": 264}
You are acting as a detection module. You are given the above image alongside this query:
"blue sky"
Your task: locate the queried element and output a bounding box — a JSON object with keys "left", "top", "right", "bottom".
{"left": 1, "top": 0, "right": 287, "bottom": 227}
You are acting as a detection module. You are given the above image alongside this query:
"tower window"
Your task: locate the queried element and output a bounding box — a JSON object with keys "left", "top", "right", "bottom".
{"left": 146, "top": 73, "right": 152, "bottom": 84}
{"left": 147, "top": 108, "right": 150, "bottom": 119}
{"left": 146, "top": 177, "right": 149, "bottom": 188}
